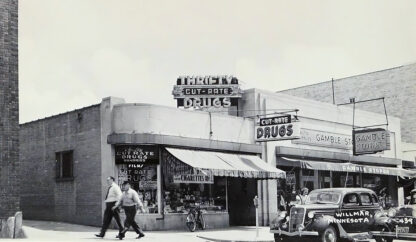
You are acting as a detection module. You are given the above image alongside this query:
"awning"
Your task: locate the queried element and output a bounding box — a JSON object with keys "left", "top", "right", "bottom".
{"left": 166, "top": 148, "right": 285, "bottom": 179}
{"left": 278, "top": 157, "right": 416, "bottom": 178}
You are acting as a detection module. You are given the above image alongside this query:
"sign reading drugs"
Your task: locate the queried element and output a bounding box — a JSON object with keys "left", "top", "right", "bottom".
{"left": 255, "top": 115, "right": 300, "bottom": 142}
{"left": 172, "top": 75, "right": 242, "bottom": 108}
{"left": 353, "top": 128, "right": 390, "bottom": 155}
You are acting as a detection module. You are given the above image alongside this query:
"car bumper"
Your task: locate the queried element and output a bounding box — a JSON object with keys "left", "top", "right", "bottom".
{"left": 270, "top": 229, "right": 319, "bottom": 237}
{"left": 371, "top": 231, "right": 416, "bottom": 240}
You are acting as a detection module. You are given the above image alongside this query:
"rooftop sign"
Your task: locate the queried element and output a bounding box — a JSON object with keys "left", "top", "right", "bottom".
{"left": 172, "top": 75, "right": 242, "bottom": 109}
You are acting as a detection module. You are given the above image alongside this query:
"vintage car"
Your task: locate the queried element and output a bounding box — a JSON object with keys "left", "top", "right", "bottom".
{"left": 270, "top": 188, "right": 390, "bottom": 242}
{"left": 371, "top": 188, "right": 416, "bottom": 241}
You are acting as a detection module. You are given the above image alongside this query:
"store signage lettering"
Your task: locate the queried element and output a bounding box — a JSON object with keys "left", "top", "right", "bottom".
{"left": 115, "top": 145, "right": 159, "bottom": 164}
{"left": 173, "top": 174, "right": 214, "bottom": 184}
{"left": 255, "top": 115, "right": 300, "bottom": 142}
{"left": 353, "top": 128, "right": 390, "bottom": 155}
{"left": 341, "top": 164, "right": 390, "bottom": 175}
{"left": 172, "top": 75, "right": 242, "bottom": 109}
{"left": 292, "top": 129, "right": 352, "bottom": 150}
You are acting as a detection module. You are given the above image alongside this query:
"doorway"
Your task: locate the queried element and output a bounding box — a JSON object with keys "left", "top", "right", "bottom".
{"left": 227, "top": 178, "right": 257, "bottom": 226}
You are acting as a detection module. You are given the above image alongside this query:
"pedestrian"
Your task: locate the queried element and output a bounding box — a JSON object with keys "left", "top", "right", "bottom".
{"left": 295, "top": 187, "right": 309, "bottom": 205}
{"left": 114, "top": 181, "right": 145, "bottom": 240}
{"left": 95, "top": 176, "right": 124, "bottom": 238}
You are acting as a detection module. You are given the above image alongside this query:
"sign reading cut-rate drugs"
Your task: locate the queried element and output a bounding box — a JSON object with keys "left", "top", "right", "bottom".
{"left": 172, "top": 75, "right": 242, "bottom": 108}
{"left": 255, "top": 114, "right": 300, "bottom": 142}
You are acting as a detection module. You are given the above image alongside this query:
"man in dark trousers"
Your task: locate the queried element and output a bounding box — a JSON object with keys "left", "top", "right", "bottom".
{"left": 113, "top": 181, "right": 145, "bottom": 240}
{"left": 95, "top": 176, "right": 124, "bottom": 238}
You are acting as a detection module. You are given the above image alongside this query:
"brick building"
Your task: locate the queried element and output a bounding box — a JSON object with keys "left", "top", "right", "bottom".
{"left": 278, "top": 63, "right": 416, "bottom": 145}
{"left": 0, "top": 0, "right": 21, "bottom": 238}
{"left": 20, "top": 97, "right": 282, "bottom": 228}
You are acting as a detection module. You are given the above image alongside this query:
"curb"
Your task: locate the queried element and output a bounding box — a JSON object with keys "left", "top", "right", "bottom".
{"left": 196, "top": 235, "right": 274, "bottom": 242}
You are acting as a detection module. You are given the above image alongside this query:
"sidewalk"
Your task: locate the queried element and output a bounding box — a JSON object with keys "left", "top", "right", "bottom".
{"left": 16, "top": 220, "right": 274, "bottom": 242}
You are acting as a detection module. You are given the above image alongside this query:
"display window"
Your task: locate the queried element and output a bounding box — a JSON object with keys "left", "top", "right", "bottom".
{"left": 117, "top": 164, "right": 158, "bottom": 213}
{"left": 162, "top": 150, "right": 227, "bottom": 214}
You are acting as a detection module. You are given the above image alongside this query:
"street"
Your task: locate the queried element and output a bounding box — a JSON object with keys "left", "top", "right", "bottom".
{"left": 12, "top": 220, "right": 274, "bottom": 242}
{"left": 1, "top": 220, "right": 408, "bottom": 242}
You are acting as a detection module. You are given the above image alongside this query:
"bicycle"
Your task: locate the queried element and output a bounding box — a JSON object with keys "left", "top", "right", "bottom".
{"left": 185, "top": 203, "right": 205, "bottom": 232}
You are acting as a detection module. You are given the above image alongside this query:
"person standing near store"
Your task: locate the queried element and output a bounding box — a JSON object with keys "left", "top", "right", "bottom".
{"left": 95, "top": 176, "right": 124, "bottom": 238}
{"left": 113, "top": 181, "right": 145, "bottom": 240}
{"left": 295, "top": 187, "right": 309, "bottom": 205}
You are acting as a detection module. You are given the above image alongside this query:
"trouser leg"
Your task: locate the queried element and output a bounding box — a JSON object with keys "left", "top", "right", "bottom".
{"left": 112, "top": 207, "right": 124, "bottom": 233}
{"left": 121, "top": 206, "right": 136, "bottom": 235}
{"left": 100, "top": 202, "right": 114, "bottom": 235}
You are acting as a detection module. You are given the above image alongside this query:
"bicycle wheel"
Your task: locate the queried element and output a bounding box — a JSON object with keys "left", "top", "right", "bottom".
{"left": 198, "top": 214, "right": 205, "bottom": 230}
{"left": 186, "top": 212, "right": 197, "bottom": 232}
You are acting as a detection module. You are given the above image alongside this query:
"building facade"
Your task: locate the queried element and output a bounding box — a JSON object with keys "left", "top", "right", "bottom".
{"left": 277, "top": 63, "right": 416, "bottom": 149}
{"left": 20, "top": 97, "right": 283, "bottom": 229}
{"left": 0, "top": 0, "right": 22, "bottom": 238}
{"left": 240, "top": 89, "right": 411, "bottom": 225}
{"left": 20, "top": 89, "right": 414, "bottom": 228}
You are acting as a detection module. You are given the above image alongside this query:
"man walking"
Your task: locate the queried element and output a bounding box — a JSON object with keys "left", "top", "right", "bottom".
{"left": 113, "top": 181, "right": 145, "bottom": 240}
{"left": 95, "top": 176, "right": 124, "bottom": 238}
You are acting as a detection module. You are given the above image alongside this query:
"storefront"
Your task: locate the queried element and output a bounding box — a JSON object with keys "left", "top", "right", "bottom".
{"left": 110, "top": 144, "right": 284, "bottom": 230}
{"left": 239, "top": 89, "right": 416, "bottom": 225}
{"left": 106, "top": 101, "right": 285, "bottom": 230}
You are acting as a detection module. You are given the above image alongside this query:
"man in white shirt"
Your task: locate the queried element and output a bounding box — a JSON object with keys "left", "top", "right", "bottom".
{"left": 113, "top": 181, "right": 145, "bottom": 240}
{"left": 95, "top": 176, "right": 124, "bottom": 238}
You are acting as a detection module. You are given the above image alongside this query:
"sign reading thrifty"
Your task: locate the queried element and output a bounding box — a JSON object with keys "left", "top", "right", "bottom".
{"left": 172, "top": 75, "right": 242, "bottom": 109}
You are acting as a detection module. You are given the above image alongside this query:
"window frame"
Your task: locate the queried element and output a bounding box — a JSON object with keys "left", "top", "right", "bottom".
{"left": 56, "top": 150, "right": 74, "bottom": 181}
{"left": 342, "top": 193, "right": 360, "bottom": 207}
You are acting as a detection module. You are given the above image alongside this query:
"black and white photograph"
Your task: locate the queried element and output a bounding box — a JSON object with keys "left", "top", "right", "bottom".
{"left": 1, "top": 0, "right": 416, "bottom": 241}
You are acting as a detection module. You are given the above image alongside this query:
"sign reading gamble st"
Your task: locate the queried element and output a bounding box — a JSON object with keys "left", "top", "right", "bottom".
{"left": 172, "top": 75, "right": 242, "bottom": 108}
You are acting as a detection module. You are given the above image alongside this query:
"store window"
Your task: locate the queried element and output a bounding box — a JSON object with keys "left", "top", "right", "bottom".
{"left": 56, "top": 150, "right": 74, "bottom": 180}
{"left": 162, "top": 150, "right": 227, "bottom": 213}
{"left": 115, "top": 145, "right": 159, "bottom": 214}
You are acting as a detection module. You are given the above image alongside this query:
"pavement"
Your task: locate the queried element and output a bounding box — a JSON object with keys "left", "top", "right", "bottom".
{"left": 8, "top": 220, "right": 274, "bottom": 242}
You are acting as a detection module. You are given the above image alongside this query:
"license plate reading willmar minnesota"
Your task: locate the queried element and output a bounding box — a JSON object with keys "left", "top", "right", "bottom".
{"left": 396, "top": 227, "right": 410, "bottom": 233}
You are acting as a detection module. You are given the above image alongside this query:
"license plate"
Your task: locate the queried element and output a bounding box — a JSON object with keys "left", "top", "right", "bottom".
{"left": 396, "top": 227, "right": 409, "bottom": 233}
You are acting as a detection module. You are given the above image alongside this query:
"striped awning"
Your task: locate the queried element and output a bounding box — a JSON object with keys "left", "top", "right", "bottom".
{"left": 166, "top": 148, "right": 285, "bottom": 179}
{"left": 278, "top": 157, "right": 416, "bottom": 178}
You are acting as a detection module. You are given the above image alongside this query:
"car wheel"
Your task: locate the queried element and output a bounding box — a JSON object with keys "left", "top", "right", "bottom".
{"left": 374, "top": 237, "right": 393, "bottom": 242}
{"left": 320, "top": 225, "right": 337, "bottom": 242}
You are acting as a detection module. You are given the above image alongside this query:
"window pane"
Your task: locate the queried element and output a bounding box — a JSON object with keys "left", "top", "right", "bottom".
{"left": 62, "top": 151, "right": 73, "bottom": 178}
{"left": 360, "top": 193, "right": 372, "bottom": 205}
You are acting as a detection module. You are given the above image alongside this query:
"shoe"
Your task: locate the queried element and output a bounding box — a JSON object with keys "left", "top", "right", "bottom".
{"left": 137, "top": 233, "right": 145, "bottom": 239}
{"left": 117, "top": 233, "right": 125, "bottom": 240}
{"left": 95, "top": 234, "right": 104, "bottom": 238}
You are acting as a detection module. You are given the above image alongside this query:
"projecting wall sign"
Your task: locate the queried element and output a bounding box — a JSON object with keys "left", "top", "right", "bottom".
{"left": 352, "top": 128, "right": 390, "bottom": 155}
{"left": 255, "top": 114, "right": 300, "bottom": 142}
{"left": 172, "top": 75, "right": 242, "bottom": 108}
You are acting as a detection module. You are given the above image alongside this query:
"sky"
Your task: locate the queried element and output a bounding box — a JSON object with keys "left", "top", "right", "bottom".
{"left": 19, "top": 0, "right": 416, "bottom": 123}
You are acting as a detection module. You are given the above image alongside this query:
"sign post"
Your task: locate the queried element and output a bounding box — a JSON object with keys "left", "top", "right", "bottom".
{"left": 253, "top": 195, "right": 259, "bottom": 239}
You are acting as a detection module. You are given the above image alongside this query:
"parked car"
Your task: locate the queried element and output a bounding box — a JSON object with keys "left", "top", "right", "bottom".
{"left": 371, "top": 188, "right": 416, "bottom": 241}
{"left": 270, "top": 188, "right": 390, "bottom": 242}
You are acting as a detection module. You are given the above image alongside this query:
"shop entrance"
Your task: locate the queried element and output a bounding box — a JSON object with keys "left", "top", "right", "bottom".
{"left": 227, "top": 178, "right": 257, "bottom": 226}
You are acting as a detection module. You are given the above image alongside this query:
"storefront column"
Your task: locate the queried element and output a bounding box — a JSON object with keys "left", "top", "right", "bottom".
{"left": 157, "top": 164, "right": 162, "bottom": 214}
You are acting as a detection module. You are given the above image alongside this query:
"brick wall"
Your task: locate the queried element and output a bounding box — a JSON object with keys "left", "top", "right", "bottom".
{"left": 279, "top": 64, "right": 416, "bottom": 143}
{"left": 20, "top": 105, "right": 103, "bottom": 226}
{"left": 0, "top": 0, "right": 19, "bottom": 219}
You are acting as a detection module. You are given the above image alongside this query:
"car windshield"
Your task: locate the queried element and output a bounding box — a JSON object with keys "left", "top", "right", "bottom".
{"left": 306, "top": 191, "right": 341, "bottom": 204}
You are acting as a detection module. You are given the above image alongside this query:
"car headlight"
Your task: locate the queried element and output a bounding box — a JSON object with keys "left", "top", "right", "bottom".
{"left": 308, "top": 211, "right": 315, "bottom": 219}
{"left": 388, "top": 208, "right": 397, "bottom": 217}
